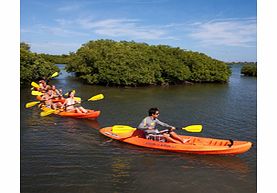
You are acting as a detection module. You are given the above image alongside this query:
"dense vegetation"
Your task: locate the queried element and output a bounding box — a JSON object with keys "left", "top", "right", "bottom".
{"left": 20, "top": 42, "right": 60, "bottom": 86}
{"left": 66, "top": 39, "right": 231, "bottom": 86}
{"left": 39, "top": 53, "right": 71, "bottom": 64}
{"left": 227, "top": 62, "right": 257, "bottom": 65}
{"left": 241, "top": 64, "right": 257, "bottom": 76}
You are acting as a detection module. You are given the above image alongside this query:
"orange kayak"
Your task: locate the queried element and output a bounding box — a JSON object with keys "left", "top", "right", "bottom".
{"left": 58, "top": 110, "right": 101, "bottom": 119}
{"left": 42, "top": 107, "right": 101, "bottom": 119}
{"left": 99, "top": 127, "right": 252, "bottom": 155}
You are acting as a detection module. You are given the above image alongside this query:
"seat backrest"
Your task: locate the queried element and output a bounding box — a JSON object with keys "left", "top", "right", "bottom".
{"left": 146, "top": 134, "right": 166, "bottom": 142}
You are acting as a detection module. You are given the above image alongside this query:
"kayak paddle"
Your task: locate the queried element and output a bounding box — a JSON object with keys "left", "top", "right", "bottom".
{"left": 25, "top": 101, "right": 41, "bottom": 108}
{"left": 178, "top": 125, "right": 202, "bottom": 133}
{"left": 112, "top": 125, "right": 137, "bottom": 134}
{"left": 31, "top": 82, "right": 40, "bottom": 88}
{"left": 111, "top": 124, "right": 203, "bottom": 133}
{"left": 31, "top": 91, "right": 43, "bottom": 96}
{"left": 88, "top": 94, "right": 104, "bottom": 101}
{"left": 40, "top": 109, "right": 58, "bottom": 117}
{"left": 50, "top": 72, "right": 59, "bottom": 78}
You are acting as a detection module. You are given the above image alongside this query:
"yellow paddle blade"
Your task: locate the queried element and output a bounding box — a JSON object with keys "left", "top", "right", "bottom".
{"left": 88, "top": 94, "right": 104, "bottom": 101}
{"left": 40, "top": 109, "right": 57, "bottom": 117}
{"left": 25, "top": 101, "right": 40, "bottom": 108}
{"left": 112, "top": 125, "right": 137, "bottom": 134}
{"left": 74, "top": 97, "right": 81, "bottom": 102}
{"left": 50, "top": 72, "right": 59, "bottom": 78}
{"left": 31, "top": 91, "right": 43, "bottom": 96}
{"left": 31, "top": 82, "right": 40, "bottom": 88}
{"left": 182, "top": 125, "right": 202, "bottom": 132}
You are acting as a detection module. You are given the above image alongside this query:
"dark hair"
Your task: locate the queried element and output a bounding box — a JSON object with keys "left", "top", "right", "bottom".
{"left": 148, "top": 107, "right": 159, "bottom": 116}
{"left": 68, "top": 90, "right": 74, "bottom": 97}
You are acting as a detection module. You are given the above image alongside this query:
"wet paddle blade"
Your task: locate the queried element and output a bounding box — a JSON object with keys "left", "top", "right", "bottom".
{"left": 50, "top": 72, "right": 59, "bottom": 78}
{"left": 74, "top": 97, "right": 81, "bottom": 102}
{"left": 25, "top": 101, "right": 40, "bottom": 108}
{"left": 88, "top": 94, "right": 104, "bottom": 101}
{"left": 182, "top": 125, "right": 202, "bottom": 132}
{"left": 31, "top": 82, "right": 40, "bottom": 88}
{"left": 31, "top": 91, "right": 43, "bottom": 96}
{"left": 112, "top": 125, "right": 137, "bottom": 134}
{"left": 40, "top": 109, "right": 56, "bottom": 117}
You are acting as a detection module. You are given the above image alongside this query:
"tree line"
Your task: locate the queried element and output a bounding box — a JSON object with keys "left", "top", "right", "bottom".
{"left": 241, "top": 64, "right": 257, "bottom": 77}
{"left": 65, "top": 39, "right": 231, "bottom": 86}
{"left": 20, "top": 42, "right": 60, "bottom": 86}
{"left": 38, "top": 53, "right": 71, "bottom": 64}
{"left": 227, "top": 62, "right": 257, "bottom": 65}
{"left": 20, "top": 40, "right": 234, "bottom": 86}
{"left": 226, "top": 61, "right": 257, "bottom": 77}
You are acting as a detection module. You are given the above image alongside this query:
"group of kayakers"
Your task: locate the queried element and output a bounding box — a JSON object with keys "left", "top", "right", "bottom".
{"left": 33, "top": 79, "right": 87, "bottom": 114}
{"left": 31, "top": 79, "right": 187, "bottom": 144}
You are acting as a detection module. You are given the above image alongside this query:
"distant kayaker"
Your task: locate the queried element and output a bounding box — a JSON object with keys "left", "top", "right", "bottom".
{"left": 62, "top": 90, "right": 88, "bottom": 113}
{"left": 38, "top": 80, "right": 48, "bottom": 92}
{"left": 51, "top": 85, "right": 63, "bottom": 98}
{"left": 39, "top": 89, "right": 59, "bottom": 110}
{"left": 138, "top": 107, "right": 187, "bottom": 144}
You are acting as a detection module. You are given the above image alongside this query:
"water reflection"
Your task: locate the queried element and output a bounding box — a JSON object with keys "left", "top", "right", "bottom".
{"left": 179, "top": 154, "right": 250, "bottom": 174}
{"left": 82, "top": 119, "right": 101, "bottom": 130}
{"left": 106, "top": 141, "right": 250, "bottom": 174}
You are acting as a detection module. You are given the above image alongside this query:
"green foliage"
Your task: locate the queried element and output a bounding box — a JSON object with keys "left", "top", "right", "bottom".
{"left": 39, "top": 53, "right": 71, "bottom": 64}
{"left": 66, "top": 39, "right": 231, "bottom": 86}
{"left": 20, "top": 43, "right": 60, "bottom": 86}
{"left": 227, "top": 61, "right": 257, "bottom": 65}
{"left": 20, "top": 42, "right": 30, "bottom": 51}
{"left": 241, "top": 64, "right": 257, "bottom": 77}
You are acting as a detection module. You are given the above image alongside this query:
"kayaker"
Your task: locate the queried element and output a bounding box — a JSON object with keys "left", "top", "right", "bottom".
{"left": 62, "top": 90, "right": 88, "bottom": 113}
{"left": 39, "top": 89, "right": 59, "bottom": 110}
{"left": 138, "top": 107, "right": 187, "bottom": 144}
{"left": 50, "top": 85, "right": 63, "bottom": 98}
{"left": 38, "top": 80, "right": 48, "bottom": 92}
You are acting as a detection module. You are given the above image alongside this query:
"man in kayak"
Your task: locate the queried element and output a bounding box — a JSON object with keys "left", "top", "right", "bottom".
{"left": 138, "top": 107, "right": 187, "bottom": 144}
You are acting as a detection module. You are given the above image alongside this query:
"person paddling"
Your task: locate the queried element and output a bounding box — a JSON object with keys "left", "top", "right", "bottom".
{"left": 39, "top": 89, "right": 59, "bottom": 110}
{"left": 138, "top": 107, "right": 187, "bottom": 144}
{"left": 38, "top": 80, "right": 48, "bottom": 92}
{"left": 61, "top": 90, "right": 88, "bottom": 113}
{"left": 51, "top": 85, "right": 63, "bottom": 99}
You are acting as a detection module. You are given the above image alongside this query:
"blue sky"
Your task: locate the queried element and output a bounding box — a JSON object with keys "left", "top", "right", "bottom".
{"left": 20, "top": 0, "right": 257, "bottom": 62}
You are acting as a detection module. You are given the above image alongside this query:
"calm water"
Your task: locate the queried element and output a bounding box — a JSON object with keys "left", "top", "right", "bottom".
{"left": 20, "top": 64, "right": 257, "bottom": 193}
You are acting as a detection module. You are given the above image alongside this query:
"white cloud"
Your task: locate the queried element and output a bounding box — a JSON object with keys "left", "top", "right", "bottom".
{"left": 21, "top": 16, "right": 257, "bottom": 54}
{"left": 39, "top": 25, "right": 89, "bottom": 37}
{"left": 188, "top": 18, "right": 257, "bottom": 47}
{"left": 75, "top": 18, "right": 174, "bottom": 40}
{"left": 30, "top": 42, "right": 81, "bottom": 54}
{"left": 21, "top": 24, "right": 89, "bottom": 37}
{"left": 57, "top": 4, "right": 81, "bottom": 12}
